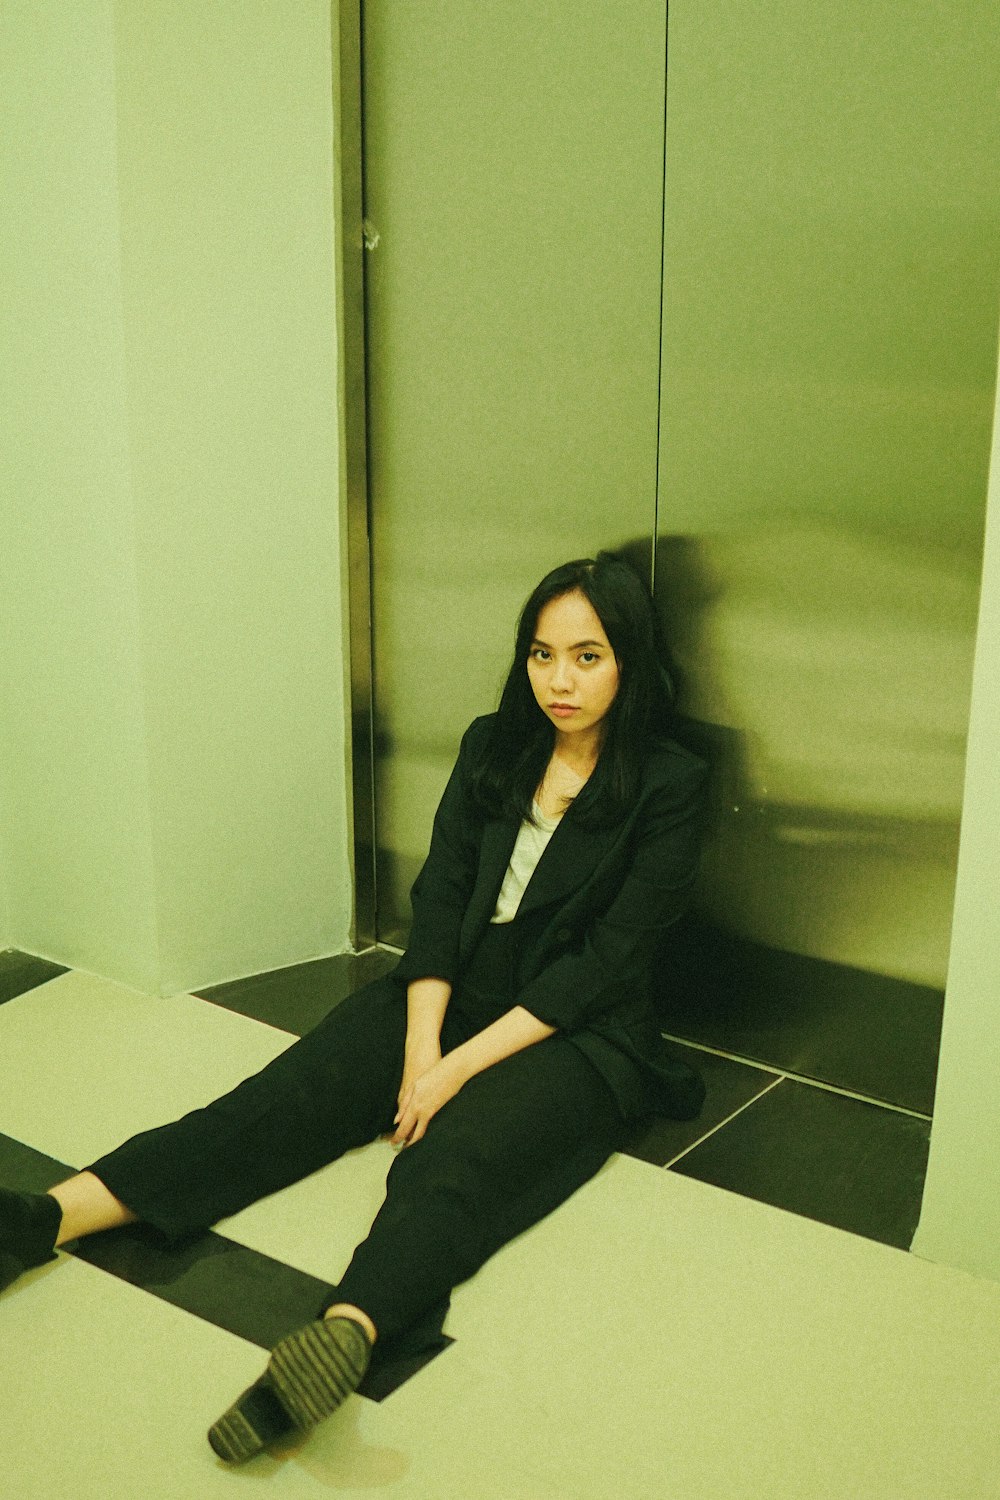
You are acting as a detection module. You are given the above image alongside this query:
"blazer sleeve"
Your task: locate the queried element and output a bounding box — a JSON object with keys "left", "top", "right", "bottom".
{"left": 393, "top": 717, "right": 491, "bottom": 987}
{"left": 516, "top": 755, "right": 708, "bottom": 1031}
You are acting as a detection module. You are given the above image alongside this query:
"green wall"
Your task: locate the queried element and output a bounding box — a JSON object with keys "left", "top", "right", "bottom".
{"left": 0, "top": 1, "right": 353, "bottom": 994}
{"left": 0, "top": 0, "right": 158, "bottom": 981}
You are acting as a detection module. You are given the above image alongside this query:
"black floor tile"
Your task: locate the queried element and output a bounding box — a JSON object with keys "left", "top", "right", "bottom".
{"left": 196, "top": 947, "right": 399, "bottom": 1037}
{"left": 75, "top": 1222, "right": 335, "bottom": 1348}
{"left": 0, "top": 1131, "right": 447, "bottom": 1398}
{"left": 626, "top": 1045, "right": 779, "bottom": 1167}
{"left": 75, "top": 1223, "right": 453, "bottom": 1398}
{"left": 0, "top": 1130, "right": 72, "bottom": 1194}
{"left": 669, "top": 1079, "right": 931, "bottom": 1249}
{"left": 657, "top": 915, "right": 942, "bottom": 1115}
{"left": 0, "top": 949, "right": 68, "bottom": 1007}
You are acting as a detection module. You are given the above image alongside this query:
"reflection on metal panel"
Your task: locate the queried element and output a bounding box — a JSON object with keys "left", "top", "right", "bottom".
{"left": 657, "top": 2, "right": 1000, "bottom": 984}
{"left": 656, "top": 526, "right": 979, "bottom": 985}
{"left": 362, "top": 2, "right": 667, "bottom": 943}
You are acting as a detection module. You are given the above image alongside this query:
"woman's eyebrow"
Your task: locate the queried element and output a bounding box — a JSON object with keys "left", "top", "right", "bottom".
{"left": 530, "top": 638, "right": 606, "bottom": 651}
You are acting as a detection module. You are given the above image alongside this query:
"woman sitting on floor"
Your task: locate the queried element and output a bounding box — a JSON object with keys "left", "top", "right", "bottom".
{"left": 0, "top": 550, "right": 708, "bottom": 1464}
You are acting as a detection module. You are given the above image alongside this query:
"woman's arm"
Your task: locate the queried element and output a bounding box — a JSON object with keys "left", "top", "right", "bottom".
{"left": 445, "top": 1004, "right": 555, "bottom": 1085}
{"left": 406, "top": 975, "right": 452, "bottom": 1043}
{"left": 394, "top": 718, "right": 493, "bottom": 988}
{"left": 391, "top": 1004, "right": 555, "bottom": 1147}
{"left": 397, "top": 976, "right": 453, "bottom": 1110}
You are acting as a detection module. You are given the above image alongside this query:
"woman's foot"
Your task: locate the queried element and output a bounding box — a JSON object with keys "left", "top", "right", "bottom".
{"left": 0, "top": 1188, "right": 62, "bottom": 1292}
{"left": 207, "top": 1316, "right": 373, "bottom": 1464}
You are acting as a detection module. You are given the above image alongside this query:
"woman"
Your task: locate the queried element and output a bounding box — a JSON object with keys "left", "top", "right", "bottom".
{"left": 0, "top": 552, "right": 708, "bottom": 1463}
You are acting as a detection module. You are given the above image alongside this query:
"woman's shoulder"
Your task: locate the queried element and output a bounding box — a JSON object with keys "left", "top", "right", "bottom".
{"left": 465, "top": 711, "right": 498, "bottom": 736}
{"left": 457, "top": 712, "right": 498, "bottom": 754}
{"left": 645, "top": 732, "right": 709, "bottom": 776}
{"left": 640, "top": 734, "right": 711, "bottom": 799}
{"left": 452, "top": 713, "right": 500, "bottom": 781}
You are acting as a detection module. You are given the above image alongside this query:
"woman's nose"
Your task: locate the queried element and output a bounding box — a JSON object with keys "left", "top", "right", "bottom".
{"left": 550, "top": 659, "right": 574, "bottom": 694}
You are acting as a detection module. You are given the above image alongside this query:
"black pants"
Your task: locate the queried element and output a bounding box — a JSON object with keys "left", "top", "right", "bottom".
{"left": 87, "top": 928, "right": 629, "bottom": 1341}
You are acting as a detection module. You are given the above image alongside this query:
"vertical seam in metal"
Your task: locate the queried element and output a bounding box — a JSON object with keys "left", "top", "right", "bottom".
{"left": 651, "top": 2, "right": 670, "bottom": 597}
{"left": 356, "top": 0, "right": 378, "bottom": 945}
{"left": 336, "top": 0, "right": 377, "bottom": 948}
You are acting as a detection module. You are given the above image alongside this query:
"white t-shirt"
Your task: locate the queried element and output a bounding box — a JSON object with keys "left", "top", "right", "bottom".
{"left": 490, "top": 801, "right": 562, "bottom": 924}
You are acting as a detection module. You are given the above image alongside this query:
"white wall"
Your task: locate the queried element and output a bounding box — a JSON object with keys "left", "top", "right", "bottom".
{"left": 0, "top": 0, "right": 354, "bottom": 995}
{"left": 912, "top": 331, "right": 1000, "bottom": 1280}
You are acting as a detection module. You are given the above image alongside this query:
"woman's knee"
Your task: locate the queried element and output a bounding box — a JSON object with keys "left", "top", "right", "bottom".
{"left": 386, "top": 1125, "right": 491, "bottom": 1200}
{"left": 287, "top": 975, "right": 407, "bottom": 1086}
{"left": 307, "top": 973, "right": 406, "bottom": 1046}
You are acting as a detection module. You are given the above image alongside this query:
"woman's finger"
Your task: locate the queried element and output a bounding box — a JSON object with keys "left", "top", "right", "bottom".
{"left": 394, "top": 1084, "right": 414, "bottom": 1124}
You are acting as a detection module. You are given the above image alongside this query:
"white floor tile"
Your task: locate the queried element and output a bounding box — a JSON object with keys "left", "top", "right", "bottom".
{"left": 441, "top": 1157, "right": 1000, "bottom": 1499}
{"left": 0, "top": 970, "right": 292, "bottom": 1166}
{"left": 217, "top": 1138, "right": 398, "bottom": 1284}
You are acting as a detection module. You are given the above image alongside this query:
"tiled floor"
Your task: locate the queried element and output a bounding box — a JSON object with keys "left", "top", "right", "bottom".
{"left": 2, "top": 946, "right": 996, "bottom": 1499}
{"left": 656, "top": 911, "right": 943, "bottom": 1113}
{"left": 199, "top": 941, "right": 936, "bottom": 1252}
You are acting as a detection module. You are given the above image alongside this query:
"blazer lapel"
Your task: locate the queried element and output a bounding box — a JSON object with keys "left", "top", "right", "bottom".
{"left": 515, "top": 805, "right": 617, "bottom": 917}
{"left": 458, "top": 778, "right": 623, "bottom": 963}
{"left": 459, "top": 816, "right": 520, "bottom": 952}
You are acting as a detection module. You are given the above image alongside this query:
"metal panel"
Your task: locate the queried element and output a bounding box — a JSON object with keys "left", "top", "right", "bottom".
{"left": 656, "top": 0, "right": 1000, "bottom": 984}
{"left": 362, "top": 2, "right": 668, "bottom": 942}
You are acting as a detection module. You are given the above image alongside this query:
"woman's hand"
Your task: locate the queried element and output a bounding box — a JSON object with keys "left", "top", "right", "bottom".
{"left": 391, "top": 1006, "right": 555, "bottom": 1148}
{"left": 391, "top": 1053, "right": 467, "bottom": 1148}
{"left": 396, "top": 1035, "right": 442, "bottom": 1117}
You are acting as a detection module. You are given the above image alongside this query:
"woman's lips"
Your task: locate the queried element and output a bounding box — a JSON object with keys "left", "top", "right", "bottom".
{"left": 550, "top": 704, "right": 579, "bottom": 718}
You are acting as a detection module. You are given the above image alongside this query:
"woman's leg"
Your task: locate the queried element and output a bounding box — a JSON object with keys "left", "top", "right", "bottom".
{"left": 2, "top": 974, "right": 410, "bottom": 1296}
{"left": 331, "top": 1034, "right": 630, "bottom": 1342}
{"left": 49, "top": 1172, "right": 137, "bottom": 1245}
{"left": 209, "top": 1035, "right": 626, "bottom": 1466}
{"left": 81, "top": 975, "right": 409, "bottom": 1241}
{"left": 207, "top": 1035, "right": 627, "bottom": 1466}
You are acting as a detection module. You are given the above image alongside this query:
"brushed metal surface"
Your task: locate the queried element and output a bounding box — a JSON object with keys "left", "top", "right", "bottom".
{"left": 655, "top": 0, "right": 999, "bottom": 984}
{"left": 361, "top": 1, "right": 667, "bottom": 942}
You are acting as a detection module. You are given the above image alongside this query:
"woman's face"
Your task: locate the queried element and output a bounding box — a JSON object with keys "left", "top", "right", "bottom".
{"left": 526, "top": 589, "right": 620, "bottom": 744}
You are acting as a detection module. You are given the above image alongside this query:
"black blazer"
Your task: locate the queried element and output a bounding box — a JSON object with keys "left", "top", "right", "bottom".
{"left": 395, "top": 714, "right": 709, "bottom": 1120}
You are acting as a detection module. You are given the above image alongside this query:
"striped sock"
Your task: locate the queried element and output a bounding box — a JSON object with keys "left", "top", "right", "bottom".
{"left": 267, "top": 1317, "right": 372, "bottom": 1431}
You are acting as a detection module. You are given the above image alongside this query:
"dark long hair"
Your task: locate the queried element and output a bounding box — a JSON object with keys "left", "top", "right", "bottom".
{"left": 469, "top": 552, "right": 677, "bottom": 825}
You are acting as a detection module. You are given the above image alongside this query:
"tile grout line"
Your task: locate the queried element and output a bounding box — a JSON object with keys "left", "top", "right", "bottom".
{"left": 659, "top": 1074, "right": 788, "bottom": 1170}
{"left": 660, "top": 1030, "right": 933, "bottom": 1122}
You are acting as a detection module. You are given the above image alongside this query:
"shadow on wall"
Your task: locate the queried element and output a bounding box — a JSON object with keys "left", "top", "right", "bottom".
{"left": 624, "top": 522, "right": 983, "bottom": 993}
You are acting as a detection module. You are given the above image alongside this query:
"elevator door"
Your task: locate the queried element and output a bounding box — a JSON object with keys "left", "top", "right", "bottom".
{"left": 361, "top": 2, "right": 669, "bottom": 943}
{"left": 654, "top": 0, "right": 999, "bottom": 989}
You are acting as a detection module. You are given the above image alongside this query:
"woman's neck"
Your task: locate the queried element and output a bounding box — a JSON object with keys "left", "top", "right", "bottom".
{"left": 552, "top": 727, "right": 604, "bottom": 779}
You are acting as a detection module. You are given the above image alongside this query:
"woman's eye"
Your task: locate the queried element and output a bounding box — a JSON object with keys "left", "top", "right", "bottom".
{"left": 580, "top": 652, "right": 599, "bottom": 665}
{"left": 530, "top": 648, "right": 550, "bottom": 662}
